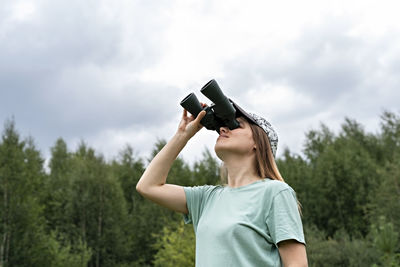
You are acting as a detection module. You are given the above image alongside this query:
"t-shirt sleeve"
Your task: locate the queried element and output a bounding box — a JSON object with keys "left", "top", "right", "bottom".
{"left": 183, "top": 185, "right": 215, "bottom": 229}
{"left": 265, "top": 188, "right": 305, "bottom": 246}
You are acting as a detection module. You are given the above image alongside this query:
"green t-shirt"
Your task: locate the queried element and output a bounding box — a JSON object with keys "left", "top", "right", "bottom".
{"left": 183, "top": 178, "right": 305, "bottom": 267}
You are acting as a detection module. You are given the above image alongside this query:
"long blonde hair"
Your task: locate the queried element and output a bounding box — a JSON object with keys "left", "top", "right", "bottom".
{"left": 249, "top": 122, "right": 284, "bottom": 182}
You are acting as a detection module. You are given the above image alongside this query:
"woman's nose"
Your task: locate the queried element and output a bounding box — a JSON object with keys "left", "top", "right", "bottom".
{"left": 219, "top": 126, "right": 229, "bottom": 133}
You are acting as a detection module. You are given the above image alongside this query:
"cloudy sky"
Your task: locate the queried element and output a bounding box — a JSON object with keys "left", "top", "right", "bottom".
{"left": 1, "top": 0, "right": 399, "bottom": 167}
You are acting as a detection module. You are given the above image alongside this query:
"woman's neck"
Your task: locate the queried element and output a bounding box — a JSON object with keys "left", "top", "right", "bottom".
{"left": 224, "top": 155, "right": 262, "bottom": 188}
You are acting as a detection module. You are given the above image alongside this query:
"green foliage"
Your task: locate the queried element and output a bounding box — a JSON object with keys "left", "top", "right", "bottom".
{"left": 112, "top": 145, "right": 145, "bottom": 214}
{"left": 44, "top": 138, "right": 74, "bottom": 234}
{"left": 0, "top": 119, "right": 93, "bottom": 266}
{"left": 46, "top": 231, "right": 92, "bottom": 267}
{"left": 294, "top": 118, "right": 380, "bottom": 237}
{"left": 370, "top": 216, "right": 400, "bottom": 267}
{"left": 67, "top": 142, "right": 133, "bottom": 266}
{"left": 152, "top": 221, "right": 195, "bottom": 267}
{"left": 368, "top": 142, "right": 400, "bottom": 233}
{"left": 305, "top": 225, "right": 379, "bottom": 266}
{"left": 380, "top": 111, "right": 400, "bottom": 161}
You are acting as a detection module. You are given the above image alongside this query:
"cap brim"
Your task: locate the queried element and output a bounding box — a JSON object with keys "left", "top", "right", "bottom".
{"left": 230, "top": 99, "right": 258, "bottom": 125}
{"left": 230, "top": 99, "right": 278, "bottom": 158}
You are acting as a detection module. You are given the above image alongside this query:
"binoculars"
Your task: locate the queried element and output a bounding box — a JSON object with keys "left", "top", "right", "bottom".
{"left": 180, "top": 79, "right": 240, "bottom": 133}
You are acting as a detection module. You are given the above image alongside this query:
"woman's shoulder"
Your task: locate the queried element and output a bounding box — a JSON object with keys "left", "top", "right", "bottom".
{"left": 184, "top": 184, "right": 224, "bottom": 195}
{"left": 261, "top": 178, "right": 294, "bottom": 196}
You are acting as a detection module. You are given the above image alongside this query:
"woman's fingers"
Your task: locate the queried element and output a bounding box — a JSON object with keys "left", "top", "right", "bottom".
{"left": 177, "top": 108, "right": 206, "bottom": 138}
{"left": 194, "top": 110, "right": 206, "bottom": 124}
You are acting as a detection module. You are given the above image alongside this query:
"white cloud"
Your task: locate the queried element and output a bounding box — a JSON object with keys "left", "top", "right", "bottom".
{"left": 10, "top": 1, "right": 36, "bottom": 22}
{"left": 243, "top": 83, "right": 313, "bottom": 120}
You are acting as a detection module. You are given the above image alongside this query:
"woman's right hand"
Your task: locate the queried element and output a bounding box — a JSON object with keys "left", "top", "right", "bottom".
{"left": 177, "top": 104, "right": 207, "bottom": 140}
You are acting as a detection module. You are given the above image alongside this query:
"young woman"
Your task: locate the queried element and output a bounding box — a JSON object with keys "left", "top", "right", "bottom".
{"left": 136, "top": 103, "right": 308, "bottom": 267}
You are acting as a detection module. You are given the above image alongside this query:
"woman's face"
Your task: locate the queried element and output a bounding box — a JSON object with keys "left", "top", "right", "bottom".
{"left": 214, "top": 117, "right": 256, "bottom": 160}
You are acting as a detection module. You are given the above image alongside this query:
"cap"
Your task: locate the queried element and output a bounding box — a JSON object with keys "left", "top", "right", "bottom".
{"left": 230, "top": 100, "right": 278, "bottom": 158}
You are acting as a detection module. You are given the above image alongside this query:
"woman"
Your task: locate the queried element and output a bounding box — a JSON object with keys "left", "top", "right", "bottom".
{"left": 136, "top": 102, "right": 308, "bottom": 266}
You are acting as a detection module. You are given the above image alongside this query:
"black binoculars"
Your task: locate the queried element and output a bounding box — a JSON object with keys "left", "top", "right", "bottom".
{"left": 180, "top": 79, "right": 240, "bottom": 133}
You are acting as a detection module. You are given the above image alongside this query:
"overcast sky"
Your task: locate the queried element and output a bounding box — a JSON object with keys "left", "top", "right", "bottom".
{"left": 1, "top": 0, "right": 399, "bottom": 167}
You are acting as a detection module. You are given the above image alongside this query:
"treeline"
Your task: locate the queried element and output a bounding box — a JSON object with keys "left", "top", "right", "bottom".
{"left": 0, "top": 111, "right": 399, "bottom": 266}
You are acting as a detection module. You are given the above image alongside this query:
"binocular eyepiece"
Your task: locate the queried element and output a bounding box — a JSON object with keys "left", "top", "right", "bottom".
{"left": 180, "top": 79, "right": 240, "bottom": 132}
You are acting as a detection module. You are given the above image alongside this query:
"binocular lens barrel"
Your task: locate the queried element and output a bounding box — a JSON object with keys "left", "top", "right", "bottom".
{"left": 200, "top": 80, "right": 224, "bottom": 104}
{"left": 201, "top": 80, "right": 237, "bottom": 119}
{"left": 180, "top": 93, "right": 202, "bottom": 117}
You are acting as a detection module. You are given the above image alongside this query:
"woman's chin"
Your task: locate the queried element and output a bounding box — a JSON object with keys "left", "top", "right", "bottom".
{"left": 214, "top": 144, "right": 229, "bottom": 161}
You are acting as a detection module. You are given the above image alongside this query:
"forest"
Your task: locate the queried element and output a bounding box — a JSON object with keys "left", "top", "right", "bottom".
{"left": 0, "top": 111, "right": 399, "bottom": 267}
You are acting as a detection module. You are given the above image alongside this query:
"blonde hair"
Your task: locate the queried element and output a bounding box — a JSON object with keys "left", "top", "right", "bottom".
{"left": 249, "top": 122, "right": 284, "bottom": 182}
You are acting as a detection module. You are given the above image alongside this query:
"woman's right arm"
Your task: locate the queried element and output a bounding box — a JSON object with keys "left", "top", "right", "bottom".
{"left": 136, "top": 109, "right": 206, "bottom": 214}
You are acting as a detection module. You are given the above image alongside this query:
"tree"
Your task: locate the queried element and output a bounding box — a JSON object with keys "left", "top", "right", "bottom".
{"left": 152, "top": 221, "right": 195, "bottom": 267}
{"left": 0, "top": 119, "right": 25, "bottom": 266}
{"left": 0, "top": 119, "right": 53, "bottom": 266}
{"left": 301, "top": 119, "right": 379, "bottom": 237}
{"left": 112, "top": 145, "right": 145, "bottom": 214}
{"left": 370, "top": 216, "right": 400, "bottom": 267}
{"left": 380, "top": 111, "right": 400, "bottom": 163}
{"left": 0, "top": 119, "right": 91, "bottom": 266}
{"left": 305, "top": 225, "right": 379, "bottom": 267}
{"left": 67, "top": 142, "right": 132, "bottom": 267}
{"left": 44, "top": 138, "right": 74, "bottom": 234}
